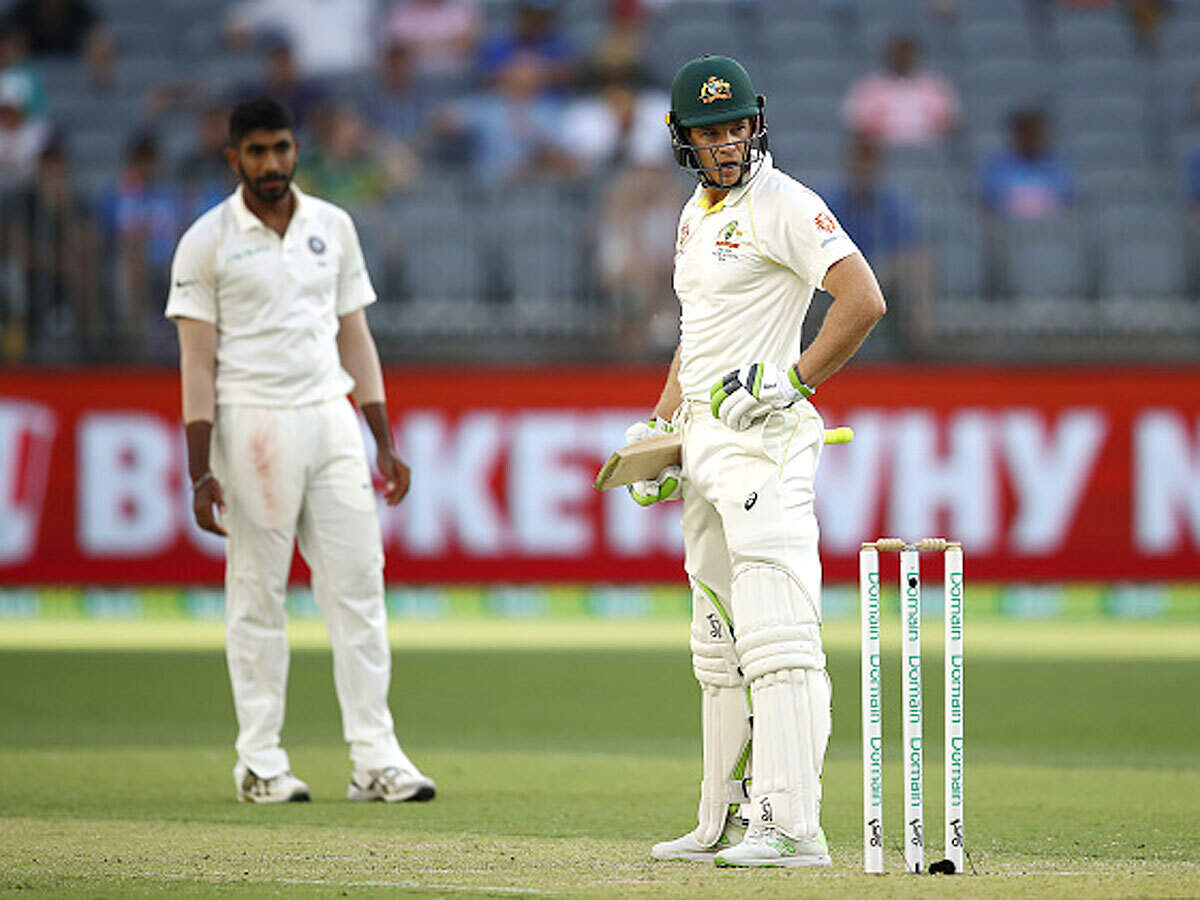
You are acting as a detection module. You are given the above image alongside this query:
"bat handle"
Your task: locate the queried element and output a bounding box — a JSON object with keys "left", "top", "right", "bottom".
{"left": 824, "top": 426, "right": 854, "bottom": 445}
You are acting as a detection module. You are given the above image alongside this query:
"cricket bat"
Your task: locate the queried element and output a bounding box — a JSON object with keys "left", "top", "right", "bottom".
{"left": 594, "top": 426, "right": 853, "bottom": 491}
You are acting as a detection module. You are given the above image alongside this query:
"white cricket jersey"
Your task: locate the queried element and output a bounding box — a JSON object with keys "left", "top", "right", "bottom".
{"left": 673, "top": 153, "right": 858, "bottom": 402}
{"left": 165, "top": 185, "right": 376, "bottom": 407}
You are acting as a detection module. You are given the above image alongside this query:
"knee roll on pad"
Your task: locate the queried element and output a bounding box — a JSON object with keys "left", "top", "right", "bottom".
{"left": 690, "top": 580, "right": 742, "bottom": 689}
{"left": 731, "top": 564, "right": 825, "bottom": 683}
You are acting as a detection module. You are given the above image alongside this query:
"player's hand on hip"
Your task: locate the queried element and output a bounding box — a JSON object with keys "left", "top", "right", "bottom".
{"left": 377, "top": 447, "right": 411, "bottom": 505}
{"left": 710, "top": 362, "right": 809, "bottom": 431}
{"left": 192, "top": 472, "right": 227, "bottom": 537}
{"left": 625, "top": 417, "right": 682, "bottom": 506}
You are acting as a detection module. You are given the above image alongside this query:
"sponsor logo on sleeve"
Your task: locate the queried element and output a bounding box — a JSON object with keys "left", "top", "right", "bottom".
{"left": 815, "top": 212, "right": 839, "bottom": 233}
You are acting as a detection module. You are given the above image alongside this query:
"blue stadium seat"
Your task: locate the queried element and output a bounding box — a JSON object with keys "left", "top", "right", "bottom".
{"left": 1053, "top": 10, "right": 1134, "bottom": 58}
{"left": 1058, "top": 58, "right": 1145, "bottom": 97}
{"left": 1097, "top": 204, "right": 1187, "bottom": 298}
{"left": 1055, "top": 93, "right": 1146, "bottom": 136}
{"left": 1066, "top": 130, "right": 1150, "bottom": 168}
{"left": 1000, "top": 215, "right": 1092, "bottom": 298}
{"left": 937, "top": 231, "right": 984, "bottom": 298}
{"left": 484, "top": 183, "right": 585, "bottom": 306}
{"left": 382, "top": 200, "right": 487, "bottom": 304}
{"left": 959, "top": 19, "right": 1036, "bottom": 61}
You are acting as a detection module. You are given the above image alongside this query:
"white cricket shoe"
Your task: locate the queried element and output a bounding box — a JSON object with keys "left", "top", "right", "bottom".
{"left": 714, "top": 826, "right": 831, "bottom": 868}
{"left": 651, "top": 812, "right": 747, "bottom": 862}
{"left": 234, "top": 762, "right": 311, "bottom": 803}
{"left": 347, "top": 765, "right": 436, "bottom": 802}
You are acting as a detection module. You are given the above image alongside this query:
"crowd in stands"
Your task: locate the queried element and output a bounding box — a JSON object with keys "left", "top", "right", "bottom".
{"left": 0, "top": 0, "right": 1198, "bottom": 365}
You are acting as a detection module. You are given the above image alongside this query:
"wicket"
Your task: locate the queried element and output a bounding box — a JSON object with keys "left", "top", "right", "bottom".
{"left": 859, "top": 537, "right": 965, "bottom": 875}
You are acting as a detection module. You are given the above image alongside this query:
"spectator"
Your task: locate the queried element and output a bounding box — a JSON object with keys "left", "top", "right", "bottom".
{"left": 0, "top": 71, "right": 48, "bottom": 187}
{"left": 560, "top": 62, "right": 670, "bottom": 174}
{"left": 97, "top": 133, "right": 184, "bottom": 354}
{"left": 842, "top": 35, "right": 960, "bottom": 147}
{"left": 435, "top": 55, "right": 573, "bottom": 185}
{"left": 225, "top": 0, "right": 376, "bottom": 78}
{"left": 176, "top": 103, "right": 236, "bottom": 219}
{"left": 591, "top": 0, "right": 649, "bottom": 73}
{"left": 980, "top": 109, "right": 1075, "bottom": 220}
{"left": 298, "top": 104, "right": 394, "bottom": 208}
{"left": 1, "top": 137, "right": 100, "bottom": 361}
{"left": 383, "top": 0, "right": 480, "bottom": 88}
{"left": 596, "top": 163, "right": 685, "bottom": 355}
{"left": 231, "top": 32, "right": 325, "bottom": 132}
{"left": 357, "top": 40, "right": 432, "bottom": 146}
{"left": 824, "top": 135, "right": 933, "bottom": 348}
{"left": 477, "top": 0, "right": 576, "bottom": 94}
{"left": 1125, "top": 0, "right": 1172, "bottom": 55}
{"left": 3, "top": 0, "right": 113, "bottom": 87}
{"left": 0, "top": 23, "right": 44, "bottom": 118}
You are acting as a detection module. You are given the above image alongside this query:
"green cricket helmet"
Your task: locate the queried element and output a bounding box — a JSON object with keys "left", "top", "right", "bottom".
{"left": 667, "top": 55, "right": 768, "bottom": 187}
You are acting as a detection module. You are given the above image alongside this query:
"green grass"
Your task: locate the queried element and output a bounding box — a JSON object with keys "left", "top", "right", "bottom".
{"left": 1, "top": 619, "right": 1198, "bottom": 897}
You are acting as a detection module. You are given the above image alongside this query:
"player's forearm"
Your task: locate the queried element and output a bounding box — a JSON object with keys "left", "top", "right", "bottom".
{"left": 796, "top": 255, "right": 886, "bottom": 389}
{"left": 652, "top": 345, "right": 683, "bottom": 420}
{"left": 177, "top": 319, "right": 218, "bottom": 482}
{"left": 360, "top": 402, "right": 395, "bottom": 453}
{"left": 337, "top": 310, "right": 387, "bottom": 407}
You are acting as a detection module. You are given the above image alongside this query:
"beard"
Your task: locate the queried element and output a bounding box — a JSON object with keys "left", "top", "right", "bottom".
{"left": 238, "top": 163, "right": 295, "bottom": 203}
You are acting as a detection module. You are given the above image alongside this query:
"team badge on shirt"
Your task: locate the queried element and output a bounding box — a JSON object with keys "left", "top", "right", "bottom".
{"left": 677, "top": 222, "right": 690, "bottom": 253}
{"left": 308, "top": 235, "right": 327, "bottom": 254}
{"left": 699, "top": 76, "right": 733, "bottom": 104}
{"left": 713, "top": 220, "right": 743, "bottom": 261}
{"left": 814, "top": 212, "right": 839, "bottom": 233}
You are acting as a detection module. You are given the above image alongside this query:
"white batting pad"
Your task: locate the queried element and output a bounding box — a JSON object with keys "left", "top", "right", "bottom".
{"left": 694, "top": 684, "right": 753, "bottom": 846}
{"left": 731, "top": 563, "right": 825, "bottom": 682}
{"left": 747, "top": 667, "right": 830, "bottom": 841}
{"left": 690, "top": 580, "right": 742, "bottom": 689}
{"left": 731, "top": 562, "right": 830, "bottom": 841}
{"left": 688, "top": 579, "right": 751, "bottom": 846}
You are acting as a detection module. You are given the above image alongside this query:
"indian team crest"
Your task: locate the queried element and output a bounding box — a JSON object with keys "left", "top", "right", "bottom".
{"left": 699, "top": 76, "right": 733, "bottom": 104}
{"left": 713, "top": 219, "right": 742, "bottom": 261}
{"left": 308, "top": 235, "right": 327, "bottom": 254}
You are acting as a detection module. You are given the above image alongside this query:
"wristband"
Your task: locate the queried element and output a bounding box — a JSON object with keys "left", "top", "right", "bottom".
{"left": 192, "top": 471, "right": 215, "bottom": 492}
{"left": 789, "top": 364, "right": 816, "bottom": 399}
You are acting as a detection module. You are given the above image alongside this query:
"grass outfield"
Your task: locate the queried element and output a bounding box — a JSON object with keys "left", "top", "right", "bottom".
{"left": 0, "top": 619, "right": 1197, "bottom": 898}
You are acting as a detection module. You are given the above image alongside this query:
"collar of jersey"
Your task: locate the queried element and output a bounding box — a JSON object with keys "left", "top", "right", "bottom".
{"left": 694, "top": 151, "right": 773, "bottom": 214}
{"left": 231, "top": 183, "right": 309, "bottom": 232}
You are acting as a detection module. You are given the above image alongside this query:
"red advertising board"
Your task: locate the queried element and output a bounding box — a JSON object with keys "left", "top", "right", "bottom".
{"left": 1, "top": 365, "right": 1199, "bottom": 584}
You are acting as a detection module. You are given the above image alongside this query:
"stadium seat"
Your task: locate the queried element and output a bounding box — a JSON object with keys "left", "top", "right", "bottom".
{"left": 993, "top": 214, "right": 1091, "bottom": 298}
{"left": 959, "top": 19, "right": 1036, "bottom": 61}
{"left": 486, "top": 183, "right": 585, "bottom": 306}
{"left": 384, "top": 200, "right": 487, "bottom": 304}
{"left": 937, "top": 230, "right": 985, "bottom": 298}
{"left": 1059, "top": 58, "right": 1145, "bottom": 98}
{"left": 1097, "top": 204, "right": 1188, "bottom": 298}
{"left": 1053, "top": 11, "right": 1134, "bottom": 57}
{"left": 1066, "top": 130, "right": 1150, "bottom": 168}
{"left": 1055, "top": 93, "right": 1146, "bottom": 137}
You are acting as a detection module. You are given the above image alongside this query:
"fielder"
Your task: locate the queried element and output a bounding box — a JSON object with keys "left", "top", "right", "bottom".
{"left": 167, "top": 98, "right": 435, "bottom": 804}
{"left": 631, "top": 56, "right": 886, "bottom": 866}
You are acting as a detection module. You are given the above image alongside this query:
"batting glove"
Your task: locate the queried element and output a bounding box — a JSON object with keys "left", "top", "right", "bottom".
{"left": 625, "top": 417, "right": 682, "bottom": 506}
{"left": 709, "top": 362, "right": 815, "bottom": 431}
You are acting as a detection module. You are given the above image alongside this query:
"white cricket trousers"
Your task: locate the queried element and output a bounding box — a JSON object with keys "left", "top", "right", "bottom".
{"left": 213, "top": 396, "right": 406, "bottom": 778}
{"left": 679, "top": 399, "right": 825, "bottom": 601}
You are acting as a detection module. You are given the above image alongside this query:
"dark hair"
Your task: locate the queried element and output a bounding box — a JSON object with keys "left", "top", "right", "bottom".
{"left": 228, "top": 98, "right": 294, "bottom": 146}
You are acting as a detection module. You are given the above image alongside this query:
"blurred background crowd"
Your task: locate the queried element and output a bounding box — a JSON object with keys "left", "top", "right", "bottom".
{"left": 1, "top": 0, "right": 1198, "bottom": 366}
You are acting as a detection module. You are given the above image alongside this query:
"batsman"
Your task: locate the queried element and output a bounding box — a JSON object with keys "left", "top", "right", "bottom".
{"left": 630, "top": 56, "right": 886, "bottom": 867}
